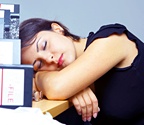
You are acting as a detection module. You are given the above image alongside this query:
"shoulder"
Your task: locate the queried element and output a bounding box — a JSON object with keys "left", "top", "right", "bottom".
{"left": 86, "top": 23, "right": 128, "bottom": 48}
{"left": 99, "top": 23, "right": 126, "bottom": 29}
{"left": 86, "top": 33, "right": 137, "bottom": 68}
{"left": 97, "top": 23, "right": 127, "bottom": 34}
{"left": 88, "top": 33, "right": 128, "bottom": 51}
{"left": 98, "top": 23, "right": 128, "bottom": 39}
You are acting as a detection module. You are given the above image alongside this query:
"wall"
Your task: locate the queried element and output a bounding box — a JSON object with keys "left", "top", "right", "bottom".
{"left": 1, "top": 0, "right": 144, "bottom": 41}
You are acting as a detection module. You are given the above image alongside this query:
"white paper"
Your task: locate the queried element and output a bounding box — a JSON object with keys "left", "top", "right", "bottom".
{"left": 0, "top": 42, "right": 13, "bottom": 64}
{"left": 0, "top": 10, "right": 4, "bottom": 18}
{"left": 0, "top": 69, "right": 2, "bottom": 105}
{"left": 0, "top": 4, "right": 14, "bottom": 12}
{"left": 0, "top": 107, "right": 65, "bottom": 125}
{"left": 1, "top": 69, "right": 24, "bottom": 105}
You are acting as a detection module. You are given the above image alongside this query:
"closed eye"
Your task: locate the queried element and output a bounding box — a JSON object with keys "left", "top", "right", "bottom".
{"left": 33, "top": 60, "right": 42, "bottom": 72}
{"left": 37, "top": 41, "right": 47, "bottom": 69}
{"left": 38, "top": 60, "right": 42, "bottom": 69}
{"left": 33, "top": 40, "right": 47, "bottom": 71}
{"left": 43, "top": 41, "right": 47, "bottom": 50}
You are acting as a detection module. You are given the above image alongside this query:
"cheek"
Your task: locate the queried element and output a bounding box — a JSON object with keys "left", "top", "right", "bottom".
{"left": 21, "top": 53, "right": 31, "bottom": 64}
{"left": 64, "top": 49, "right": 76, "bottom": 67}
{"left": 21, "top": 54, "right": 29, "bottom": 64}
{"left": 65, "top": 54, "right": 76, "bottom": 66}
{"left": 64, "top": 42, "right": 77, "bottom": 66}
{"left": 21, "top": 49, "right": 34, "bottom": 64}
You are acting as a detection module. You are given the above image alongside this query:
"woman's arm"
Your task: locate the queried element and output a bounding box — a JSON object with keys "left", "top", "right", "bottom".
{"left": 34, "top": 73, "right": 99, "bottom": 121}
{"left": 35, "top": 34, "right": 128, "bottom": 99}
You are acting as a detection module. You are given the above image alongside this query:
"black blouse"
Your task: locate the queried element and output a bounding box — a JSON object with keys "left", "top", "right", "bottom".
{"left": 85, "top": 23, "right": 144, "bottom": 125}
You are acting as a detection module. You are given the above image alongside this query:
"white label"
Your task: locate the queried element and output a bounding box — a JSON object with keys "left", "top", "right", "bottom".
{"left": 1, "top": 69, "right": 24, "bottom": 105}
{"left": 0, "top": 69, "right": 2, "bottom": 105}
{"left": 0, "top": 42, "right": 13, "bottom": 64}
{"left": 0, "top": 4, "right": 14, "bottom": 12}
{"left": 0, "top": 10, "right": 4, "bottom": 18}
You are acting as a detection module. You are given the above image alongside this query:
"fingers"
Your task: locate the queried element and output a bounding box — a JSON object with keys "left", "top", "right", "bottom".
{"left": 81, "top": 90, "right": 93, "bottom": 121}
{"left": 82, "top": 88, "right": 99, "bottom": 121}
{"left": 77, "top": 93, "right": 90, "bottom": 122}
{"left": 87, "top": 88, "right": 99, "bottom": 118}
{"left": 71, "top": 97, "right": 82, "bottom": 115}
{"left": 33, "top": 90, "right": 43, "bottom": 101}
{"left": 71, "top": 95, "right": 88, "bottom": 122}
{"left": 71, "top": 87, "right": 100, "bottom": 122}
{"left": 33, "top": 78, "right": 38, "bottom": 91}
{"left": 32, "top": 78, "right": 43, "bottom": 101}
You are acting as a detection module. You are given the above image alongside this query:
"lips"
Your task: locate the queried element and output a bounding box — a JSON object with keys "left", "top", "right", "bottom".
{"left": 58, "top": 54, "right": 63, "bottom": 67}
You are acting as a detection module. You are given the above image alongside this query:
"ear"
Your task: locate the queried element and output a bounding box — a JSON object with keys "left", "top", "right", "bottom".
{"left": 51, "top": 23, "right": 64, "bottom": 35}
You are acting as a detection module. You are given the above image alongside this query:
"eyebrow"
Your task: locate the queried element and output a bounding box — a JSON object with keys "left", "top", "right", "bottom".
{"left": 33, "top": 60, "right": 37, "bottom": 66}
{"left": 36, "top": 38, "right": 40, "bottom": 52}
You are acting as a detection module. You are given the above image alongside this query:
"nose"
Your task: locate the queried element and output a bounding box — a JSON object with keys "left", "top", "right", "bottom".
{"left": 47, "top": 54, "right": 54, "bottom": 62}
{"left": 40, "top": 52, "right": 57, "bottom": 64}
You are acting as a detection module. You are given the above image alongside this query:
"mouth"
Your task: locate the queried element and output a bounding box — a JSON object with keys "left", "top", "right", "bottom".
{"left": 58, "top": 53, "right": 63, "bottom": 67}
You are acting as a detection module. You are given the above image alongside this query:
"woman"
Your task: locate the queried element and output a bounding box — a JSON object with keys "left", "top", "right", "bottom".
{"left": 20, "top": 18, "right": 144, "bottom": 125}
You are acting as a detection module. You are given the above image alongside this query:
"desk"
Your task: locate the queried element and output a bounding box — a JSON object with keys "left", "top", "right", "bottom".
{"left": 32, "top": 99, "right": 71, "bottom": 117}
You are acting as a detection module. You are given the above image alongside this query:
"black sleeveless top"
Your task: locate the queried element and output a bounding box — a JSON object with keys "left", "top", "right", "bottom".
{"left": 85, "top": 24, "right": 144, "bottom": 125}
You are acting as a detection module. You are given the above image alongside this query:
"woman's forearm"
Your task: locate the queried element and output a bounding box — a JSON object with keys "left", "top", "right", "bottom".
{"left": 35, "top": 71, "right": 71, "bottom": 100}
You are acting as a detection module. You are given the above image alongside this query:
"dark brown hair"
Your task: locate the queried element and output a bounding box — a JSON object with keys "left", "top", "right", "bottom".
{"left": 19, "top": 18, "right": 80, "bottom": 48}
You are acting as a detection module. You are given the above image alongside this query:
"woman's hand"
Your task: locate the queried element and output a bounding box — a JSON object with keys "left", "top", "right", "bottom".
{"left": 33, "top": 78, "right": 38, "bottom": 92}
{"left": 69, "top": 87, "right": 100, "bottom": 122}
{"left": 32, "top": 78, "right": 43, "bottom": 101}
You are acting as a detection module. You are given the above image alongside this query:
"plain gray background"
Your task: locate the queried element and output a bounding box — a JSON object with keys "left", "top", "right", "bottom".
{"left": 1, "top": 0, "right": 144, "bottom": 41}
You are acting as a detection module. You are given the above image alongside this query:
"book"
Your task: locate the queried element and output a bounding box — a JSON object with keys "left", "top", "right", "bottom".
{"left": 0, "top": 64, "right": 33, "bottom": 109}
{"left": 0, "top": 3, "right": 20, "bottom": 39}
{"left": 0, "top": 39, "right": 21, "bottom": 64}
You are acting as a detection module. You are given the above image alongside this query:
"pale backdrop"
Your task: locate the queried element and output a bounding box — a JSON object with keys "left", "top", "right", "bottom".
{"left": 0, "top": 0, "right": 144, "bottom": 41}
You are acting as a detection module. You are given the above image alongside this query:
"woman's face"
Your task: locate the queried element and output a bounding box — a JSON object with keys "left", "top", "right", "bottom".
{"left": 21, "top": 30, "right": 77, "bottom": 72}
